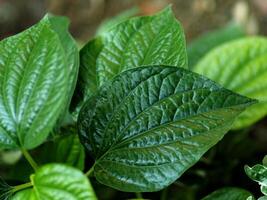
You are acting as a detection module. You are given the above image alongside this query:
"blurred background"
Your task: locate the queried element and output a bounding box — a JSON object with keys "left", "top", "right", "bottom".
{"left": 1, "top": 0, "right": 267, "bottom": 199}
{"left": 1, "top": 0, "right": 267, "bottom": 42}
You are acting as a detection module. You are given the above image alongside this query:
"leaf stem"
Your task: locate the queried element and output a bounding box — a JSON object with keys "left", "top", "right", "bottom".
{"left": 21, "top": 148, "right": 38, "bottom": 171}
{"left": 12, "top": 182, "right": 32, "bottom": 193}
{"left": 135, "top": 192, "right": 143, "bottom": 199}
{"left": 85, "top": 164, "right": 95, "bottom": 177}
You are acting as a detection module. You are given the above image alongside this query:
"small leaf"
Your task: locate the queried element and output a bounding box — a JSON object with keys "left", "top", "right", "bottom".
{"left": 194, "top": 37, "right": 267, "bottom": 129}
{"left": 12, "top": 164, "right": 97, "bottom": 200}
{"left": 201, "top": 187, "right": 254, "bottom": 200}
{"left": 78, "top": 65, "right": 255, "bottom": 192}
{"left": 75, "top": 6, "right": 187, "bottom": 105}
{"left": 187, "top": 23, "right": 245, "bottom": 68}
{"left": 245, "top": 164, "right": 267, "bottom": 196}
{"left": 0, "top": 14, "right": 75, "bottom": 149}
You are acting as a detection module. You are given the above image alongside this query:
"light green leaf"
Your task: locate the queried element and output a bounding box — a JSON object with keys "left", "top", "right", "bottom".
{"left": 96, "top": 7, "right": 140, "bottom": 35}
{"left": 263, "top": 155, "right": 267, "bottom": 167}
{"left": 78, "top": 65, "right": 255, "bottom": 192}
{"left": 245, "top": 164, "right": 267, "bottom": 196}
{"left": 201, "top": 187, "right": 254, "bottom": 200}
{"left": 194, "top": 37, "right": 267, "bottom": 129}
{"left": 187, "top": 23, "right": 245, "bottom": 68}
{"left": 12, "top": 164, "right": 97, "bottom": 200}
{"left": 259, "top": 196, "right": 267, "bottom": 200}
{"left": 0, "top": 14, "right": 76, "bottom": 149}
{"left": 76, "top": 6, "right": 187, "bottom": 104}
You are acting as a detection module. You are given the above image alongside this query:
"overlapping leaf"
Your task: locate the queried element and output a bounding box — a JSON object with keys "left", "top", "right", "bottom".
{"left": 194, "top": 37, "right": 267, "bottom": 129}
{"left": 12, "top": 164, "right": 97, "bottom": 200}
{"left": 0, "top": 14, "right": 78, "bottom": 150}
{"left": 201, "top": 187, "right": 254, "bottom": 200}
{"left": 78, "top": 66, "right": 255, "bottom": 192}
{"left": 75, "top": 7, "right": 187, "bottom": 106}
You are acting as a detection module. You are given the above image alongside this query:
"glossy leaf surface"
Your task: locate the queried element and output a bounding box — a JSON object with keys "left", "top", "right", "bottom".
{"left": 12, "top": 164, "right": 97, "bottom": 200}
{"left": 201, "top": 187, "right": 254, "bottom": 200}
{"left": 245, "top": 164, "right": 267, "bottom": 196}
{"left": 0, "top": 15, "right": 75, "bottom": 149}
{"left": 78, "top": 66, "right": 255, "bottom": 192}
{"left": 76, "top": 7, "right": 187, "bottom": 103}
{"left": 194, "top": 37, "right": 267, "bottom": 129}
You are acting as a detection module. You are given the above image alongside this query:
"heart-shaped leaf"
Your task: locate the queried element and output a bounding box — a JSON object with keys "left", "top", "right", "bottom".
{"left": 201, "top": 187, "right": 254, "bottom": 200}
{"left": 0, "top": 14, "right": 77, "bottom": 149}
{"left": 78, "top": 66, "right": 255, "bottom": 192}
{"left": 12, "top": 164, "right": 97, "bottom": 200}
{"left": 75, "top": 6, "right": 187, "bottom": 107}
{"left": 194, "top": 37, "right": 267, "bottom": 129}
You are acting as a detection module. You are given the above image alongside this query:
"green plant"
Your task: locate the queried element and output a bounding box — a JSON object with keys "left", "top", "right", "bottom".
{"left": 0, "top": 6, "right": 266, "bottom": 200}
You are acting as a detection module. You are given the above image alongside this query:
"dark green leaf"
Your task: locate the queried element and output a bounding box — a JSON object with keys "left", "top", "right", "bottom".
{"left": 12, "top": 164, "right": 97, "bottom": 200}
{"left": 188, "top": 23, "right": 245, "bottom": 68}
{"left": 78, "top": 65, "right": 255, "bottom": 192}
{"left": 0, "top": 15, "right": 75, "bottom": 149}
{"left": 194, "top": 37, "right": 267, "bottom": 129}
{"left": 201, "top": 187, "right": 254, "bottom": 200}
{"left": 76, "top": 6, "right": 187, "bottom": 105}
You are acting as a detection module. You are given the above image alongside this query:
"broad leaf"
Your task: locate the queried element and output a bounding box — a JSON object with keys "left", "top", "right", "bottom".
{"left": 78, "top": 66, "right": 255, "bottom": 192}
{"left": 201, "top": 187, "right": 254, "bottom": 200}
{"left": 12, "top": 164, "right": 97, "bottom": 200}
{"left": 245, "top": 164, "right": 267, "bottom": 196}
{"left": 0, "top": 14, "right": 78, "bottom": 149}
{"left": 194, "top": 37, "right": 267, "bottom": 129}
{"left": 75, "top": 6, "right": 187, "bottom": 106}
{"left": 187, "top": 23, "right": 245, "bottom": 68}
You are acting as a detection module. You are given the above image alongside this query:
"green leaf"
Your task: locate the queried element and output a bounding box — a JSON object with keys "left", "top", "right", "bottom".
{"left": 78, "top": 65, "right": 255, "bottom": 192}
{"left": 39, "top": 132, "right": 85, "bottom": 170}
{"left": 76, "top": 6, "right": 187, "bottom": 105}
{"left": 96, "top": 7, "right": 140, "bottom": 35}
{"left": 0, "top": 14, "right": 77, "bottom": 149}
{"left": 201, "top": 187, "right": 254, "bottom": 200}
{"left": 263, "top": 155, "right": 267, "bottom": 167}
{"left": 194, "top": 37, "right": 267, "bottom": 129}
{"left": 47, "top": 14, "right": 79, "bottom": 118}
{"left": 187, "top": 23, "right": 245, "bottom": 68}
{"left": 245, "top": 164, "right": 267, "bottom": 196}
{"left": 12, "top": 164, "right": 97, "bottom": 200}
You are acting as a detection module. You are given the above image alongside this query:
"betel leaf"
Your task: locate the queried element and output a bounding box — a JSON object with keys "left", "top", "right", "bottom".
{"left": 75, "top": 6, "right": 187, "bottom": 106}
{"left": 0, "top": 14, "right": 75, "bottom": 149}
{"left": 78, "top": 66, "right": 255, "bottom": 192}
{"left": 201, "top": 187, "right": 254, "bottom": 200}
{"left": 12, "top": 164, "right": 97, "bottom": 200}
{"left": 194, "top": 37, "right": 267, "bottom": 129}
{"left": 245, "top": 164, "right": 267, "bottom": 196}
{"left": 187, "top": 23, "right": 245, "bottom": 69}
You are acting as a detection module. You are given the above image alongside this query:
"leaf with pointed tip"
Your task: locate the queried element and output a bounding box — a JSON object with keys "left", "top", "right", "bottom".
{"left": 78, "top": 65, "right": 255, "bottom": 192}
{"left": 245, "top": 164, "right": 267, "bottom": 196}
{"left": 12, "top": 164, "right": 97, "bottom": 200}
{"left": 75, "top": 6, "right": 187, "bottom": 107}
{"left": 0, "top": 14, "right": 78, "bottom": 149}
{"left": 201, "top": 187, "right": 254, "bottom": 200}
{"left": 194, "top": 37, "right": 267, "bottom": 129}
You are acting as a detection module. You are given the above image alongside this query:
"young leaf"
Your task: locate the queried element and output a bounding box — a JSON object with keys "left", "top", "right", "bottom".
{"left": 201, "top": 187, "right": 254, "bottom": 200}
{"left": 0, "top": 14, "right": 77, "bottom": 150}
{"left": 78, "top": 65, "right": 255, "bottom": 192}
{"left": 76, "top": 6, "right": 187, "bottom": 105}
{"left": 187, "top": 23, "right": 245, "bottom": 69}
{"left": 245, "top": 164, "right": 267, "bottom": 196}
{"left": 194, "top": 37, "right": 267, "bottom": 129}
{"left": 12, "top": 164, "right": 97, "bottom": 200}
